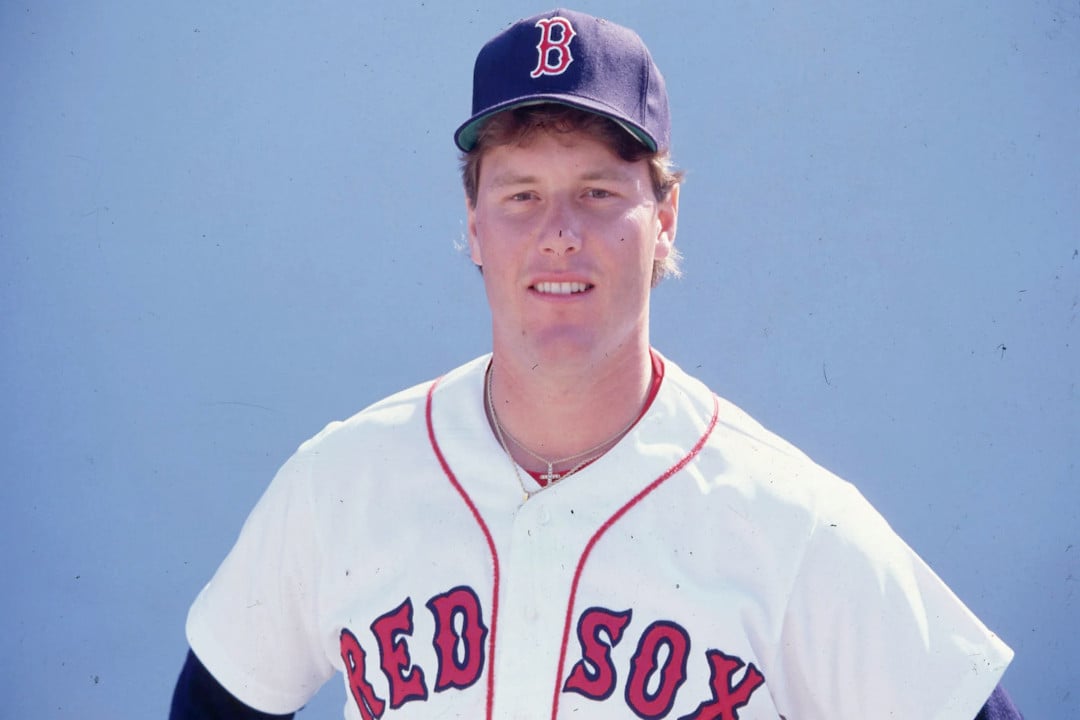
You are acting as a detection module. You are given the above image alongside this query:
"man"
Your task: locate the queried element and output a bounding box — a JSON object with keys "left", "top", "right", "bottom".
{"left": 172, "top": 8, "right": 1021, "bottom": 719}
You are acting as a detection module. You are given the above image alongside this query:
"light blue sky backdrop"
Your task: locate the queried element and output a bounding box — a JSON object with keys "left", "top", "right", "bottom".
{"left": 2, "top": 2, "right": 1077, "bottom": 717}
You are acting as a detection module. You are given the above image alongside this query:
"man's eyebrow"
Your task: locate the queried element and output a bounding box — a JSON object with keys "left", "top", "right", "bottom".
{"left": 579, "top": 166, "right": 638, "bottom": 182}
{"left": 487, "top": 172, "right": 538, "bottom": 189}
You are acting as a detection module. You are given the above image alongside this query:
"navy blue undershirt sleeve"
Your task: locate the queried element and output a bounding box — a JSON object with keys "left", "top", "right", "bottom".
{"left": 170, "top": 648, "right": 296, "bottom": 720}
{"left": 974, "top": 685, "right": 1024, "bottom": 720}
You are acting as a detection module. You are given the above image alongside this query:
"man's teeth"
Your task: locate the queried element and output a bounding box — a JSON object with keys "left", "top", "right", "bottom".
{"left": 535, "top": 282, "right": 589, "bottom": 295}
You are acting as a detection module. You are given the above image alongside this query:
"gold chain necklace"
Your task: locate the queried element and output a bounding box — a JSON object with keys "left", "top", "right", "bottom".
{"left": 485, "top": 361, "right": 640, "bottom": 500}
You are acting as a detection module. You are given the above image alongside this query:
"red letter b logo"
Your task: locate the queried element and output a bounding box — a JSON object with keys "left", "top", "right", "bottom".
{"left": 531, "top": 17, "right": 577, "bottom": 78}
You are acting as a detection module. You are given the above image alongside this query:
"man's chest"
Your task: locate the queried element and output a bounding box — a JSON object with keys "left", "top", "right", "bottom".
{"left": 315, "top": 487, "right": 782, "bottom": 719}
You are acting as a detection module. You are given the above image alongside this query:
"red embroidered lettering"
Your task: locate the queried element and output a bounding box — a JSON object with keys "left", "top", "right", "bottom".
{"left": 625, "top": 621, "right": 690, "bottom": 719}
{"left": 370, "top": 599, "right": 428, "bottom": 709}
{"left": 530, "top": 17, "right": 577, "bottom": 78}
{"left": 680, "top": 649, "right": 765, "bottom": 720}
{"left": 426, "top": 585, "right": 488, "bottom": 692}
{"left": 563, "top": 607, "right": 633, "bottom": 700}
{"left": 340, "top": 628, "right": 387, "bottom": 720}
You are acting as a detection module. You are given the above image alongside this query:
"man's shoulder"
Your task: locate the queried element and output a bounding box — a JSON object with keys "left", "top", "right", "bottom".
{"left": 297, "top": 355, "right": 490, "bottom": 453}
{"left": 659, "top": 354, "right": 805, "bottom": 457}
{"left": 661, "top": 353, "right": 860, "bottom": 506}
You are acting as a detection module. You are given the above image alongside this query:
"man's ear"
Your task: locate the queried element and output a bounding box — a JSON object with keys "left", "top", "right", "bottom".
{"left": 654, "top": 183, "right": 679, "bottom": 260}
{"left": 465, "top": 195, "right": 483, "bottom": 266}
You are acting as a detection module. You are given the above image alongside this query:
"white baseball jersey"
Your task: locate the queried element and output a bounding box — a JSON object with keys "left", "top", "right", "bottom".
{"left": 186, "top": 352, "right": 1012, "bottom": 719}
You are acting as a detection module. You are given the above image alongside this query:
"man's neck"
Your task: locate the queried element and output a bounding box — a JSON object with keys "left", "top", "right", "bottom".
{"left": 486, "top": 341, "right": 653, "bottom": 471}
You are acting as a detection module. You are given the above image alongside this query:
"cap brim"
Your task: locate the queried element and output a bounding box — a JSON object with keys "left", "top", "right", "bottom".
{"left": 454, "top": 96, "right": 658, "bottom": 153}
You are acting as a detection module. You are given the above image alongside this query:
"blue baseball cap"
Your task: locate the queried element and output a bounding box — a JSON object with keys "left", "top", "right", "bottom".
{"left": 454, "top": 8, "right": 670, "bottom": 153}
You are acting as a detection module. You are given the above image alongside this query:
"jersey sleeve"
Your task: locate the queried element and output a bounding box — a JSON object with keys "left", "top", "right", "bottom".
{"left": 770, "top": 481, "right": 1013, "bottom": 720}
{"left": 185, "top": 445, "right": 334, "bottom": 715}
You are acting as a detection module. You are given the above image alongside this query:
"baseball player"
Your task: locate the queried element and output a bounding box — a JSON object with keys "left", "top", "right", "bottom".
{"left": 171, "top": 8, "right": 1022, "bottom": 720}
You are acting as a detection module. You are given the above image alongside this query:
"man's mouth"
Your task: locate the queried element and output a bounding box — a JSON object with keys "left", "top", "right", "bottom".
{"left": 533, "top": 281, "right": 591, "bottom": 295}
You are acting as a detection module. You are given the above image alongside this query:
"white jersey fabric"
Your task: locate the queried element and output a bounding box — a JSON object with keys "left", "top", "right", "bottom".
{"left": 187, "top": 352, "right": 1012, "bottom": 719}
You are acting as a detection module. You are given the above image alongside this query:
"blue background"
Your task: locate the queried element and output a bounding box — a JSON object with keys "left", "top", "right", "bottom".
{"left": 2, "top": 2, "right": 1077, "bottom": 717}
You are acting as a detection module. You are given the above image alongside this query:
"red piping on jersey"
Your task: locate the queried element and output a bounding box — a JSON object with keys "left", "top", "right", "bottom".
{"left": 426, "top": 376, "right": 499, "bottom": 720}
{"left": 549, "top": 393, "right": 721, "bottom": 719}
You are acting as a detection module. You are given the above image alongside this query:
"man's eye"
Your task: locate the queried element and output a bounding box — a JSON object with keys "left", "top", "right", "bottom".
{"left": 510, "top": 192, "right": 533, "bottom": 201}
{"left": 587, "top": 188, "right": 612, "bottom": 199}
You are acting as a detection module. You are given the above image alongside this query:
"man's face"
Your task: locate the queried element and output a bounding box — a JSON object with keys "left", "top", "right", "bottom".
{"left": 467, "top": 128, "right": 678, "bottom": 369}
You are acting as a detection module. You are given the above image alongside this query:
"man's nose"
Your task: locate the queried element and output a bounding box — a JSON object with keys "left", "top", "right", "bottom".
{"left": 538, "top": 202, "right": 581, "bottom": 256}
